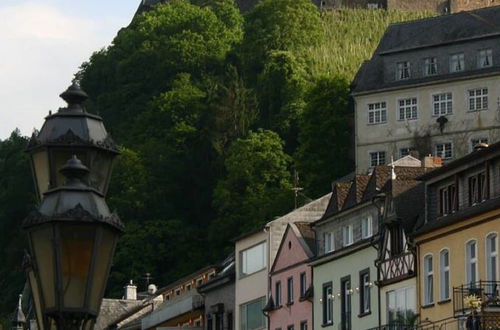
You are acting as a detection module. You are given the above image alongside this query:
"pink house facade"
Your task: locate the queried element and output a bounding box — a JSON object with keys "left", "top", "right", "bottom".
{"left": 266, "top": 223, "right": 315, "bottom": 330}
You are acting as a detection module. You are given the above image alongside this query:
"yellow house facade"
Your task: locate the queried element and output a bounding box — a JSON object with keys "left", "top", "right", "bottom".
{"left": 415, "top": 142, "right": 500, "bottom": 328}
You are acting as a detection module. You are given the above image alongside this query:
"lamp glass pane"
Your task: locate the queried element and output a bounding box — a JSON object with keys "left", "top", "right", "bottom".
{"left": 31, "top": 226, "right": 56, "bottom": 309}
{"left": 28, "top": 269, "right": 45, "bottom": 330}
{"left": 59, "top": 224, "right": 95, "bottom": 308}
{"left": 88, "top": 227, "right": 117, "bottom": 313}
{"left": 32, "top": 150, "right": 50, "bottom": 199}
{"left": 88, "top": 152, "right": 114, "bottom": 194}
{"left": 53, "top": 150, "right": 87, "bottom": 188}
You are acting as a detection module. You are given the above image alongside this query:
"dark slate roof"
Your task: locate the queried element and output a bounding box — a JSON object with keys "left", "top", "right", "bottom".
{"left": 391, "top": 180, "right": 425, "bottom": 234}
{"left": 295, "top": 221, "right": 316, "bottom": 256}
{"left": 342, "top": 175, "right": 370, "bottom": 209}
{"left": 376, "top": 7, "right": 500, "bottom": 55}
{"left": 321, "top": 182, "right": 352, "bottom": 220}
{"left": 415, "top": 195, "right": 500, "bottom": 236}
{"left": 362, "top": 166, "right": 429, "bottom": 203}
{"left": 352, "top": 5, "right": 500, "bottom": 94}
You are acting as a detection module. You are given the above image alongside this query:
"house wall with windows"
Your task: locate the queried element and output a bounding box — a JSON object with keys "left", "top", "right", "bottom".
{"left": 414, "top": 142, "right": 500, "bottom": 325}
{"left": 312, "top": 245, "right": 378, "bottom": 330}
{"left": 234, "top": 230, "right": 268, "bottom": 330}
{"left": 354, "top": 70, "right": 500, "bottom": 174}
{"left": 268, "top": 224, "right": 314, "bottom": 330}
{"left": 416, "top": 209, "right": 500, "bottom": 322}
{"left": 352, "top": 6, "right": 500, "bottom": 174}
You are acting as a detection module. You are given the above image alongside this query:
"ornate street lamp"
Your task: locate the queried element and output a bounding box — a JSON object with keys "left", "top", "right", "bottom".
{"left": 26, "top": 83, "right": 120, "bottom": 200}
{"left": 23, "top": 156, "right": 124, "bottom": 329}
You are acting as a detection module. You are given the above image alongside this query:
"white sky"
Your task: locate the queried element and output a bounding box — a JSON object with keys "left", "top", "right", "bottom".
{"left": 0, "top": 0, "right": 139, "bottom": 140}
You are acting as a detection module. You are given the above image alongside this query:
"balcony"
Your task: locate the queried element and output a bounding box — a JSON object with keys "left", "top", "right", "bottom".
{"left": 453, "top": 281, "right": 500, "bottom": 317}
{"left": 378, "top": 251, "right": 415, "bottom": 286}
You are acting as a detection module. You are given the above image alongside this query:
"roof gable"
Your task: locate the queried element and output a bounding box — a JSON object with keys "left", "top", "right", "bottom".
{"left": 271, "top": 223, "right": 314, "bottom": 273}
{"left": 342, "top": 175, "right": 370, "bottom": 209}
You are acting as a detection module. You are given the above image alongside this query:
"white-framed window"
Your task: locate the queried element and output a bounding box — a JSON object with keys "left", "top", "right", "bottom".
{"left": 368, "top": 102, "right": 387, "bottom": 124}
{"left": 342, "top": 225, "right": 353, "bottom": 247}
{"left": 300, "top": 321, "right": 307, "bottom": 330}
{"left": 450, "top": 53, "right": 465, "bottom": 72}
{"left": 361, "top": 216, "right": 373, "bottom": 239}
{"left": 240, "top": 241, "right": 267, "bottom": 276}
{"left": 360, "top": 271, "right": 371, "bottom": 314}
{"left": 424, "top": 255, "right": 434, "bottom": 305}
{"left": 439, "top": 249, "right": 450, "bottom": 301}
{"left": 398, "top": 98, "right": 418, "bottom": 120}
{"left": 432, "top": 92, "right": 453, "bottom": 116}
{"left": 387, "top": 286, "right": 416, "bottom": 324}
{"left": 397, "top": 61, "right": 411, "bottom": 80}
{"left": 435, "top": 142, "right": 453, "bottom": 160}
{"left": 322, "top": 283, "right": 333, "bottom": 325}
{"left": 466, "top": 240, "right": 478, "bottom": 285}
{"left": 424, "top": 57, "right": 438, "bottom": 76}
{"left": 370, "top": 151, "right": 386, "bottom": 167}
{"left": 486, "top": 233, "right": 498, "bottom": 283}
{"left": 323, "top": 232, "right": 334, "bottom": 253}
{"left": 240, "top": 297, "right": 266, "bottom": 330}
{"left": 367, "top": 3, "right": 379, "bottom": 9}
{"left": 478, "top": 49, "right": 493, "bottom": 68}
{"left": 470, "top": 137, "right": 488, "bottom": 151}
{"left": 468, "top": 88, "right": 488, "bottom": 111}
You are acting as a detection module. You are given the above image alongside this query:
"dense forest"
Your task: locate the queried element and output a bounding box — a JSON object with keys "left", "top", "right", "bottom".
{"left": 0, "top": 0, "right": 431, "bottom": 324}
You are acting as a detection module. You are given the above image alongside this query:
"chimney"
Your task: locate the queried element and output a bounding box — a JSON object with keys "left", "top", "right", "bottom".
{"left": 423, "top": 155, "right": 442, "bottom": 168}
{"left": 124, "top": 280, "right": 137, "bottom": 300}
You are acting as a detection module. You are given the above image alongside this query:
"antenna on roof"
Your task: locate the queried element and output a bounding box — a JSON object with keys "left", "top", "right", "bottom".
{"left": 292, "top": 170, "right": 304, "bottom": 209}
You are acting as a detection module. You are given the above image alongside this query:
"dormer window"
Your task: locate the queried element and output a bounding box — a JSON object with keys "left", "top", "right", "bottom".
{"left": 468, "top": 172, "right": 487, "bottom": 205}
{"left": 342, "top": 225, "right": 353, "bottom": 247}
{"left": 424, "top": 57, "right": 438, "bottom": 76}
{"left": 439, "top": 183, "right": 457, "bottom": 216}
{"left": 478, "top": 49, "right": 492, "bottom": 68}
{"left": 397, "top": 61, "right": 410, "bottom": 80}
{"left": 323, "top": 232, "right": 334, "bottom": 253}
{"left": 361, "top": 216, "right": 373, "bottom": 239}
{"left": 450, "top": 53, "right": 464, "bottom": 72}
{"left": 389, "top": 225, "right": 404, "bottom": 256}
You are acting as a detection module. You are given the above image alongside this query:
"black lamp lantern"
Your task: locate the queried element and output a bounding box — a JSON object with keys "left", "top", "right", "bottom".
{"left": 23, "top": 156, "right": 124, "bottom": 329}
{"left": 26, "top": 83, "right": 119, "bottom": 200}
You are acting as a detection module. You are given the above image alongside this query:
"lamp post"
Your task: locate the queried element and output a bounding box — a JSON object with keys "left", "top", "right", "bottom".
{"left": 23, "top": 84, "right": 124, "bottom": 330}
{"left": 26, "top": 82, "right": 120, "bottom": 200}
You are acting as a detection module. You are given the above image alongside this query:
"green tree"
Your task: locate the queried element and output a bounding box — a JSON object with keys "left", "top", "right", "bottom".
{"left": 78, "top": 0, "right": 243, "bottom": 144}
{"left": 211, "top": 129, "right": 293, "bottom": 253}
{"left": 257, "top": 51, "right": 308, "bottom": 149}
{"left": 240, "top": 0, "right": 323, "bottom": 76}
{"left": 295, "top": 76, "right": 353, "bottom": 197}
{"left": 0, "top": 131, "right": 35, "bottom": 323}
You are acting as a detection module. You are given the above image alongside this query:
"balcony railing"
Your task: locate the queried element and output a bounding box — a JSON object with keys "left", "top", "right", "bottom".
{"left": 367, "top": 315, "right": 500, "bottom": 330}
{"left": 453, "top": 281, "right": 500, "bottom": 316}
{"left": 378, "top": 251, "right": 415, "bottom": 286}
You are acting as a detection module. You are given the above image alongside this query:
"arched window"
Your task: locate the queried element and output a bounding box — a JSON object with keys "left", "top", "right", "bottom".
{"left": 440, "top": 250, "right": 450, "bottom": 301}
{"left": 466, "top": 240, "right": 478, "bottom": 285}
{"left": 424, "top": 255, "right": 433, "bottom": 305}
{"left": 486, "top": 234, "right": 498, "bottom": 283}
